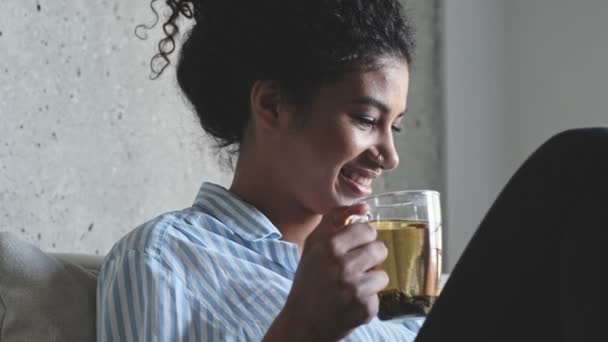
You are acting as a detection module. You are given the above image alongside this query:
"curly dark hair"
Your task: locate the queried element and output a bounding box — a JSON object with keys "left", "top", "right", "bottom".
{"left": 138, "top": 0, "right": 415, "bottom": 154}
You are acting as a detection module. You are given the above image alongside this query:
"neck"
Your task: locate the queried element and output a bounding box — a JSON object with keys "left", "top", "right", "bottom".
{"left": 229, "top": 153, "right": 321, "bottom": 253}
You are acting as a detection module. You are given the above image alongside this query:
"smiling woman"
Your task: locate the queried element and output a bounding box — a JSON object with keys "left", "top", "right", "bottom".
{"left": 97, "top": 0, "right": 421, "bottom": 341}
{"left": 96, "top": 1, "right": 608, "bottom": 342}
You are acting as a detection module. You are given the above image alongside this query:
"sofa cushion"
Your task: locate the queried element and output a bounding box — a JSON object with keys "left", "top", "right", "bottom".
{"left": 0, "top": 232, "right": 97, "bottom": 342}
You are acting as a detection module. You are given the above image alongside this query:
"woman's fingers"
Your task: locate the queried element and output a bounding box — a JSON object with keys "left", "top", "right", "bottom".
{"left": 357, "top": 269, "right": 390, "bottom": 298}
{"left": 330, "top": 222, "right": 378, "bottom": 256}
{"left": 344, "top": 240, "right": 388, "bottom": 274}
{"left": 341, "top": 271, "right": 387, "bottom": 327}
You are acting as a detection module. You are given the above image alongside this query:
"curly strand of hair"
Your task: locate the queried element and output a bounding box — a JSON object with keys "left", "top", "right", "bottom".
{"left": 134, "top": 0, "right": 160, "bottom": 40}
{"left": 147, "top": 0, "right": 195, "bottom": 79}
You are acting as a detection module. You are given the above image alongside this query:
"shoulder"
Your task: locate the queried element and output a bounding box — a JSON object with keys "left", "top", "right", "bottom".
{"left": 101, "top": 207, "right": 235, "bottom": 273}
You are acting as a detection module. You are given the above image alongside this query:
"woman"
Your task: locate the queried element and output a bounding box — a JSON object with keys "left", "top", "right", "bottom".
{"left": 98, "top": 0, "right": 608, "bottom": 341}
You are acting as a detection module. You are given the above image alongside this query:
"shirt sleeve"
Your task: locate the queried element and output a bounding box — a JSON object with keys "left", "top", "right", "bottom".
{"left": 97, "top": 249, "right": 235, "bottom": 342}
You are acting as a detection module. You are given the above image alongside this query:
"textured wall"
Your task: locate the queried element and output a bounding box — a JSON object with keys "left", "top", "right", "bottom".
{"left": 0, "top": 0, "right": 233, "bottom": 254}
{"left": 0, "top": 0, "right": 442, "bottom": 255}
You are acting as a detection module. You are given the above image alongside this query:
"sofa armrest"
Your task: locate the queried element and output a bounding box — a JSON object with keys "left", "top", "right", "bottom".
{"left": 51, "top": 253, "right": 104, "bottom": 273}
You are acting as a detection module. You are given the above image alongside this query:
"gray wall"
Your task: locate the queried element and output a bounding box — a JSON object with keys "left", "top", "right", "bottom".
{"left": 0, "top": 1, "right": 232, "bottom": 255}
{"left": 444, "top": 0, "right": 608, "bottom": 270}
{"left": 0, "top": 0, "right": 443, "bottom": 255}
{"left": 444, "top": 0, "right": 510, "bottom": 270}
{"left": 505, "top": 0, "right": 608, "bottom": 167}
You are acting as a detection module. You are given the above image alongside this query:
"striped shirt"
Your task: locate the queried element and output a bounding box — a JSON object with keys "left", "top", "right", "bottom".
{"left": 97, "top": 182, "right": 421, "bottom": 341}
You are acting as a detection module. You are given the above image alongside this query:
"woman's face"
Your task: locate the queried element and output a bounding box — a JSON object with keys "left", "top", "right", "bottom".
{"left": 275, "top": 57, "right": 410, "bottom": 214}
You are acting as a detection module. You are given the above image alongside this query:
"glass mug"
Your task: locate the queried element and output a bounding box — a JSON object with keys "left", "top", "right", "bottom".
{"left": 349, "top": 190, "right": 442, "bottom": 320}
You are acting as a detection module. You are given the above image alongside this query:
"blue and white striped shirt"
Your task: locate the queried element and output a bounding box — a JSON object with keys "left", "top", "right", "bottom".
{"left": 97, "top": 182, "right": 420, "bottom": 341}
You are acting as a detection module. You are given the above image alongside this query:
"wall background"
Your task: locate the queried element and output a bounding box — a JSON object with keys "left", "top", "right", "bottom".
{"left": 444, "top": 0, "right": 608, "bottom": 269}
{"left": 505, "top": 0, "right": 608, "bottom": 167}
{"left": 444, "top": 0, "right": 509, "bottom": 270}
{"left": 0, "top": 0, "right": 232, "bottom": 255}
{"left": 5, "top": 0, "right": 607, "bottom": 270}
{"left": 0, "top": 0, "right": 444, "bottom": 255}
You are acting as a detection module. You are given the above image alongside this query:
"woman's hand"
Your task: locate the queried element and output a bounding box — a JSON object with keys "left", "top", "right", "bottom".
{"left": 265, "top": 203, "right": 389, "bottom": 342}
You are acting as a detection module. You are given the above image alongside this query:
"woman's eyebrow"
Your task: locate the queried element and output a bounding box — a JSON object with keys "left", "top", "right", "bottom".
{"left": 351, "top": 96, "right": 408, "bottom": 116}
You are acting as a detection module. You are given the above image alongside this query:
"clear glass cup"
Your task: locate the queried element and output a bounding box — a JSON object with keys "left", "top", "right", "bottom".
{"left": 350, "top": 190, "right": 442, "bottom": 320}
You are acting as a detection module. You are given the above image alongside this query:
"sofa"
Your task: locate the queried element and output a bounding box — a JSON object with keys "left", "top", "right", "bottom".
{"left": 0, "top": 232, "right": 102, "bottom": 342}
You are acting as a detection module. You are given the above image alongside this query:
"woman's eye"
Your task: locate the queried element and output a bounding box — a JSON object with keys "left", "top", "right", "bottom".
{"left": 353, "top": 116, "right": 377, "bottom": 129}
{"left": 392, "top": 125, "right": 403, "bottom": 133}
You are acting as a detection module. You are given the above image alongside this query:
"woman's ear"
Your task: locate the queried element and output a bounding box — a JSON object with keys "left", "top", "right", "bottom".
{"left": 249, "top": 80, "right": 283, "bottom": 130}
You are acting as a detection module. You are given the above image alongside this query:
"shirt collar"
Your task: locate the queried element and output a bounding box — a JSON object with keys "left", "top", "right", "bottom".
{"left": 193, "top": 182, "right": 282, "bottom": 242}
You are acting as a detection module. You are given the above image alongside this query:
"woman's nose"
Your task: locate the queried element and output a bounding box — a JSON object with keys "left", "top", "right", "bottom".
{"left": 379, "top": 133, "right": 399, "bottom": 170}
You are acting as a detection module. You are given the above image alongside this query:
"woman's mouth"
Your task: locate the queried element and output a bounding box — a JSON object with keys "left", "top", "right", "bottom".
{"left": 339, "top": 167, "right": 379, "bottom": 196}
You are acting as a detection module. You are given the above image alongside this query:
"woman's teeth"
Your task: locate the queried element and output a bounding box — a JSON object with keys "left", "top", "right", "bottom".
{"left": 341, "top": 168, "right": 372, "bottom": 187}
